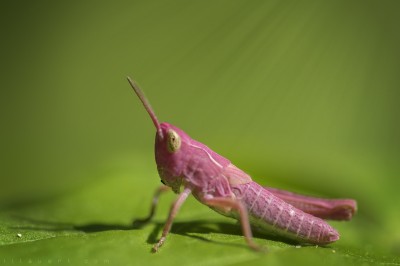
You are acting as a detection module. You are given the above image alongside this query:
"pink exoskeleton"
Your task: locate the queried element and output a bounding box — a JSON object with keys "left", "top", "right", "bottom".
{"left": 127, "top": 77, "right": 357, "bottom": 252}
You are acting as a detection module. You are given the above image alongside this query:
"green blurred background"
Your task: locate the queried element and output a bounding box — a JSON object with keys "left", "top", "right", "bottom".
{"left": 1, "top": 0, "right": 399, "bottom": 264}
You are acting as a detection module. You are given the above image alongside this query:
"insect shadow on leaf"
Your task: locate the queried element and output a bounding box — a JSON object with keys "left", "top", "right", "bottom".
{"left": 8, "top": 215, "right": 132, "bottom": 233}
{"left": 137, "top": 219, "right": 300, "bottom": 248}
{"left": 9, "top": 214, "right": 297, "bottom": 247}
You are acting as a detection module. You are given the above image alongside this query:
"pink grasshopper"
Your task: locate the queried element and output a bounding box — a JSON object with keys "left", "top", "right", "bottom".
{"left": 127, "top": 77, "right": 357, "bottom": 252}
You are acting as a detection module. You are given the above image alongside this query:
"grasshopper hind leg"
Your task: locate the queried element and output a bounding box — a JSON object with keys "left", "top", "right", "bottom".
{"left": 204, "top": 197, "right": 265, "bottom": 252}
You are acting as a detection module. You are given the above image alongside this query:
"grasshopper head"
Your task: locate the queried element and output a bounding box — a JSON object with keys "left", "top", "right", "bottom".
{"left": 154, "top": 122, "right": 191, "bottom": 193}
{"left": 127, "top": 77, "right": 192, "bottom": 193}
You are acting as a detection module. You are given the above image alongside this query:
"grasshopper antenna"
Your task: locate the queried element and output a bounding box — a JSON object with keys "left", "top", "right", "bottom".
{"left": 127, "top": 77, "right": 162, "bottom": 137}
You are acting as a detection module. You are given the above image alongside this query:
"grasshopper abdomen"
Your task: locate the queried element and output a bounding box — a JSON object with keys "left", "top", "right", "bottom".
{"left": 232, "top": 182, "right": 339, "bottom": 244}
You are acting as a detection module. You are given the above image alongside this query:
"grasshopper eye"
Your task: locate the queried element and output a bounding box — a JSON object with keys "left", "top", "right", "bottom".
{"left": 167, "top": 129, "right": 181, "bottom": 153}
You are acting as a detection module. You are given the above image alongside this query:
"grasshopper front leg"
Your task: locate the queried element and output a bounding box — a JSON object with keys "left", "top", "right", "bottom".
{"left": 204, "top": 197, "right": 263, "bottom": 252}
{"left": 152, "top": 187, "right": 192, "bottom": 252}
{"left": 133, "top": 185, "right": 170, "bottom": 226}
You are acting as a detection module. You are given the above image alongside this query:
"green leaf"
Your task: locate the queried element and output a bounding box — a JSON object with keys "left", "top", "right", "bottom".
{"left": 1, "top": 155, "right": 398, "bottom": 266}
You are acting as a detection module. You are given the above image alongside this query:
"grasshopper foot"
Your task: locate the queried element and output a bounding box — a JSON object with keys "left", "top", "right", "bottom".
{"left": 132, "top": 217, "right": 152, "bottom": 228}
{"left": 152, "top": 237, "right": 166, "bottom": 253}
{"left": 248, "top": 242, "right": 267, "bottom": 252}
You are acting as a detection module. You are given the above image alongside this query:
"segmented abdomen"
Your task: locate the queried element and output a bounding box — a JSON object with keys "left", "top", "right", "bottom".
{"left": 231, "top": 182, "right": 339, "bottom": 244}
